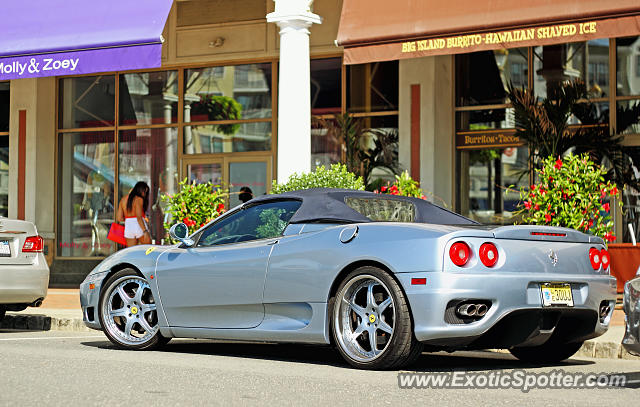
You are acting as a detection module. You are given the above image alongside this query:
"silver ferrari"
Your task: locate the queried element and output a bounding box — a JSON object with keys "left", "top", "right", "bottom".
{"left": 80, "top": 189, "right": 616, "bottom": 369}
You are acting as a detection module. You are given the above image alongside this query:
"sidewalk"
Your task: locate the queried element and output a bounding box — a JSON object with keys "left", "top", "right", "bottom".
{"left": 1, "top": 289, "right": 638, "bottom": 360}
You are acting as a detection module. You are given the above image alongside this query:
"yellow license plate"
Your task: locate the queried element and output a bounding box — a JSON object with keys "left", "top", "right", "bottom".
{"left": 541, "top": 283, "right": 574, "bottom": 307}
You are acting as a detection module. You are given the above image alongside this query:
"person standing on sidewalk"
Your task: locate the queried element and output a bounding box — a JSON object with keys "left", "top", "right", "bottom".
{"left": 117, "top": 181, "right": 152, "bottom": 247}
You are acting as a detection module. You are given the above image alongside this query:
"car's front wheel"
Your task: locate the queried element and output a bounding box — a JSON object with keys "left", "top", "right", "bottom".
{"left": 509, "top": 340, "right": 584, "bottom": 363}
{"left": 331, "top": 266, "right": 423, "bottom": 369}
{"left": 98, "top": 269, "right": 170, "bottom": 350}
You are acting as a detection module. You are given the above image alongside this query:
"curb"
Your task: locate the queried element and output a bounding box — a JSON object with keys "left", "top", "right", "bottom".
{"left": 1, "top": 313, "right": 90, "bottom": 332}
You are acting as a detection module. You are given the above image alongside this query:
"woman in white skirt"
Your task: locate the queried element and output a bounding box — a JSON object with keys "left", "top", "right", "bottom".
{"left": 116, "top": 181, "right": 151, "bottom": 247}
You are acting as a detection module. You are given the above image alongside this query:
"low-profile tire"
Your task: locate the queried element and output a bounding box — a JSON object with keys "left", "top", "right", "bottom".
{"left": 509, "top": 340, "right": 584, "bottom": 363}
{"left": 331, "top": 266, "right": 423, "bottom": 370}
{"left": 98, "top": 269, "right": 170, "bottom": 350}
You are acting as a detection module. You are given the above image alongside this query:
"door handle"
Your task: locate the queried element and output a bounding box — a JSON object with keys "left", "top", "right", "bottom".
{"left": 267, "top": 240, "right": 279, "bottom": 245}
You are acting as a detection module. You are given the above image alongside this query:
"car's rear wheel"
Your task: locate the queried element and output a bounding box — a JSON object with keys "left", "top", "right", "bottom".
{"left": 331, "top": 266, "right": 423, "bottom": 370}
{"left": 99, "top": 269, "right": 170, "bottom": 350}
{"left": 509, "top": 340, "right": 584, "bottom": 363}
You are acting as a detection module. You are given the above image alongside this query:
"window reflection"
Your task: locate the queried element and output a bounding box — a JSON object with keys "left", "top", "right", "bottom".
{"left": 119, "top": 71, "right": 178, "bottom": 125}
{"left": 534, "top": 40, "right": 609, "bottom": 98}
{"left": 184, "top": 63, "right": 272, "bottom": 121}
{"left": 456, "top": 48, "right": 528, "bottom": 106}
{"left": 58, "top": 76, "right": 115, "bottom": 129}
{"left": 348, "top": 61, "right": 398, "bottom": 113}
{"left": 184, "top": 122, "right": 271, "bottom": 154}
{"left": 0, "top": 82, "right": 8, "bottom": 132}
{"left": 57, "top": 131, "right": 115, "bottom": 257}
{"left": 458, "top": 147, "right": 529, "bottom": 224}
{"left": 119, "top": 128, "right": 178, "bottom": 244}
{"left": 617, "top": 36, "right": 640, "bottom": 96}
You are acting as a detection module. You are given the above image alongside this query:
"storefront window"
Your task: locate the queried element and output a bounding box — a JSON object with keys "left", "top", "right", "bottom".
{"left": 0, "top": 82, "right": 8, "bottom": 217}
{"left": 456, "top": 47, "right": 528, "bottom": 106}
{"left": 57, "top": 131, "right": 115, "bottom": 257}
{"left": 184, "top": 63, "right": 272, "bottom": 121}
{"left": 457, "top": 147, "right": 529, "bottom": 224}
{"left": 119, "top": 71, "right": 178, "bottom": 126}
{"left": 0, "top": 82, "right": 8, "bottom": 132}
{"left": 348, "top": 61, "right": 398, "bottom": 113}
{"left": 118, "top": 128, "right": 178, "bottom": 244}
{"left": 616, "top": 36, "right": 640, "bottom": 97}
{"left": 534, "top": 40, "right": 609, "bottom": 98}
{"left": 311, "top": 58, "right": 342, "bottom": 169}
{"left": 184, "top": 122, "right": 271, "bottom": 154}
{"left": 58, "top": 75, "right": 115, "bottom": 129}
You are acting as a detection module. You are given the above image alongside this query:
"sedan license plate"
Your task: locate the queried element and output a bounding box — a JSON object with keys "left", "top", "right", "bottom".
{"left": 0, "top": 240, "right": 10, "bottom": 257}
{"left": 541, "top": 283, "right": 573, "bottom": 307}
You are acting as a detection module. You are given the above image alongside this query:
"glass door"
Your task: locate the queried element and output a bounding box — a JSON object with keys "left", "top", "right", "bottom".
{"left": 182, "top": 155, "right": 272, "bottom": 209}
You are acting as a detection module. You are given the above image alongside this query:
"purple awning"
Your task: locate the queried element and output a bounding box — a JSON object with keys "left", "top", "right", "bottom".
{"left": 0, "top": 0, "right": 174, "bottom": 80}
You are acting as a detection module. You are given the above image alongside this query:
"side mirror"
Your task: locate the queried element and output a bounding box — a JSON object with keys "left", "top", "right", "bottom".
{"left": 169, "top": 223, "right": 195, "bottom": 247}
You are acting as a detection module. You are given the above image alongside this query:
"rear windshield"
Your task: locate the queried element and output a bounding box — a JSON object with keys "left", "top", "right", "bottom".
{"left": 345, "top": 197, "right": 415, "bottom": 222}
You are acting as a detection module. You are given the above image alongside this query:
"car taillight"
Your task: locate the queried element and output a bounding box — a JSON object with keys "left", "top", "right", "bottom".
{"left": 449, "top": 242, "right": 471, "bottom": 267}
{"left": 600, "top": 249, "right": 610, "bottom": 270}
{"left": 589, "top": 247, "right": 601, "bottom": 270}
{"left": 23, "top": 236, "right": 44, "bottom": 252}
{"left": 479, "top": 242, "right": 499, "bottom": 267}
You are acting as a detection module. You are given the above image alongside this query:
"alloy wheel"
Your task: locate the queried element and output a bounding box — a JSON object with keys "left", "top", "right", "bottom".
{"left": 334, "top": 275, "right": 395, "bottom": 363}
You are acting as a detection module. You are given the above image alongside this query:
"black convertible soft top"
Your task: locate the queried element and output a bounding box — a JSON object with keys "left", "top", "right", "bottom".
{"left": 248, "top": 188, "right": 478, "bottom": 225}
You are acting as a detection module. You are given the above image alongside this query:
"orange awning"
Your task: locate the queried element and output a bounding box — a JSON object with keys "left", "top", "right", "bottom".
{"left": 337, "top": 0, "right": 640, "bottom": 64}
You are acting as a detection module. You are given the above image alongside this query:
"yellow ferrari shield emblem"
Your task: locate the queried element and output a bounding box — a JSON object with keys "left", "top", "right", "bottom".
{"left": 369, "top": 314, "right": 376, "bottom": 323}
{"left": 145, "top": 247, "right": 156, "bottom": 255}
{"left": 131, "top": 306, "right": 138, "bottom": 315}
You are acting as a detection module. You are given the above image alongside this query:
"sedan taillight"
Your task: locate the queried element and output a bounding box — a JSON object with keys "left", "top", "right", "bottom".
{"left": 589, "top": 247, "right": 601, "bottom": 270}
{"left": 23, "top": 236, "right": 44, "bottom": 253}
{"left": 449, "top": 242, "right": 471, "bottom": 267}
{"left": 479, "top": 243, "right": 499, "bottom": 267}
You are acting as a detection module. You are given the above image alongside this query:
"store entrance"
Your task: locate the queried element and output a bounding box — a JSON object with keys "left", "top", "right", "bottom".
{"left": 182, "top": 155, "right": 272, "bottom": 210}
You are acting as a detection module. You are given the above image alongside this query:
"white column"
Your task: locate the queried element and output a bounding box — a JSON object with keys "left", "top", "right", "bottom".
{"left": 267, "top": 0, "right": 321, "bottom": 183}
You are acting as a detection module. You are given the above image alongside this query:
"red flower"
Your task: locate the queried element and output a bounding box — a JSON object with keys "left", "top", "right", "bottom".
{"left": 610, "top": 186, "right": 619, "bottom": 196}
{"left": 588, "top": 219, "right": 594, "bottom": 228}
{"left": 544, "top": 213, "right": 552, "bottom": 223}
{"left": 530, "top": 185, "right": 536, "bottom": 191}
{"left": 602, "top": 203, "right": 610, "bottom": 212}
{"left": 373, "top": 190, "right": 379, "bottom": 194}
{"left": 554, "top": 158, "right": 563, "bottom": 169}
{"left": 547, "top": 203, "right": 552, "bottom": 210}
{"left": 420, "top": 195, "right": 426, "bottom": 200}
{"left": 548, "top": 177, "right": 554, "bottom": 183}
{"left": 217, "top": 203, "right": 225, "bottom": 212}
{"left": 389, "top": 185, "right": 399, "bottom": 195}
{"left": 604, "top": 232, "right": 616, "bottom": 242}
{"left": 562, "top": 193, "right": 568, "bottom": 200}
{"left": 381, "top": 186, "right": 388, "bottom": 192}
{"left": 534, "top": 204, "right": 540, "bottom": 210}
{"left": 524, "top": 201, "right": 532, "bottom": 209}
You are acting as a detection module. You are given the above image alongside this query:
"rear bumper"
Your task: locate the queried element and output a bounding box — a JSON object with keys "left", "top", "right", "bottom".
{"left": 0, "top": 254, "right": 49, "bottom": 305}
{"left": 398, "top": 271, "right": 616, "bottom": 348}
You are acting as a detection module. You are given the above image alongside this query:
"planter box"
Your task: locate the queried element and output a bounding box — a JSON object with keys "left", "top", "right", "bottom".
{"left": 608, "top": 243, "right": 640, "bottom": 293}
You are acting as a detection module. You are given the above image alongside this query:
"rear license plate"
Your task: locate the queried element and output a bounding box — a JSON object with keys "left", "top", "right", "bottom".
{"left": 0, "top": 240, "right": 11, "bottom": 257}
{"left": 541, "top": 283, "right": 573, "bottom": 307}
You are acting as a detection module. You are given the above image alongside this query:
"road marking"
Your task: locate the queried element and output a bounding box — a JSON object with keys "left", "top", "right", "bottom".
{"left": 0, "top": 335, "right": 104, "bottom": 341}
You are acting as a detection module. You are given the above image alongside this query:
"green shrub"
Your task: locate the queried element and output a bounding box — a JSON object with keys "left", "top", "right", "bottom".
{"left": 161, "top": 178, "right": 228, "bottom": 237}
{"left": 375, "top": 171, "right": 426, "bottom": 199}
{"left": 518, "top": 154, "right": 620, "bottom": 242}
{"left": 270, "top": 164, "right": 364, "bottom": 194}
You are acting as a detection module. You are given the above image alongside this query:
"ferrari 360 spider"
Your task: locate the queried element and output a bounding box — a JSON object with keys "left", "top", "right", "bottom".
{"left": 80, "top": 189, "right": 616, "bottom": 369}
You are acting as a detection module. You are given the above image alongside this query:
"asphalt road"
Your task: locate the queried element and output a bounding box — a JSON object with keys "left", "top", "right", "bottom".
{"left": 1, "top": 330, "right": 639, "bottom": 406}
